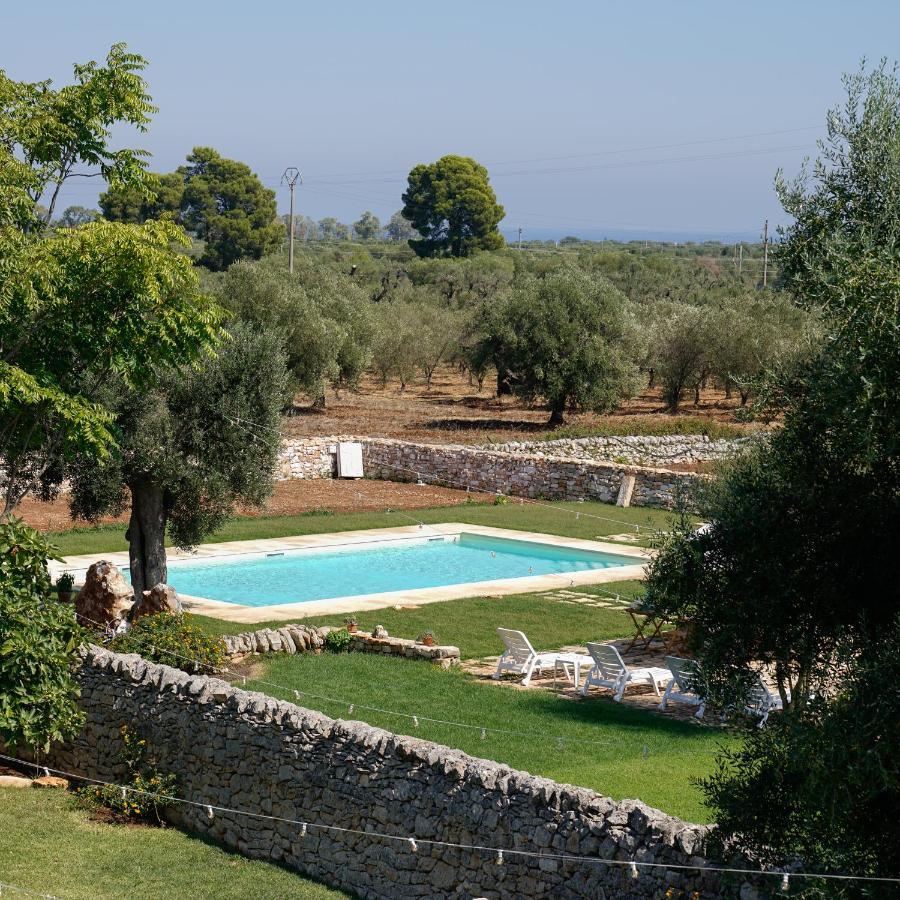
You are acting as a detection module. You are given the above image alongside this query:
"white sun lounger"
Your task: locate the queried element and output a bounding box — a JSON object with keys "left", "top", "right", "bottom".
{"left": 580, "top": 642, "right": 671, "bottom": 702}
{"left": 746, "top": 675, "right": 785, "bottom": 727}
{"left": 493, "top": 628, "right": 589, "bottom": 687}
{"left": 658, "top": 656, "right": 706, "bottom": 718}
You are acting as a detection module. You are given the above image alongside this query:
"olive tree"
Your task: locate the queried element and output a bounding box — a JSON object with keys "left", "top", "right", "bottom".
{"left": 498, "top": 269, "right": 640, "bottom": 425}
{"left": 70, "top": 326, "right": 288, "bottom": 596}
{"left": 219, "top": 256, "right": 373, "bottom": 407}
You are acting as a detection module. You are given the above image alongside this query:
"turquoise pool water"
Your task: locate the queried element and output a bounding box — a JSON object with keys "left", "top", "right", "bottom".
{"left": 164, "top": 533, "right": 637, "bottom": 607}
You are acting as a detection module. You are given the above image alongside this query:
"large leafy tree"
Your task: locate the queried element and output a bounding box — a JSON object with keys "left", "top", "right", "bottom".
{"left": 0, "top": 42, "right": 156, "bottom": 230}
{"left": 0, "top": 48, "right": 225, "bottom": 516}
{"left": 70, "top": 325, "right": 288, "bottom": 596}
{"left": 179, "top": 147, "right": 282, "bottom": 270}
{"left": 98, "top": 171, "right": 184, "bottom": 223}
{"left": 495, "top": 268, "right": 640, "bottom": 425}
{"left": 401, "top": 155, "right": 505, "bottom": 257}
{"left": 644, "top": 62, "right": 900, "bottom": 887}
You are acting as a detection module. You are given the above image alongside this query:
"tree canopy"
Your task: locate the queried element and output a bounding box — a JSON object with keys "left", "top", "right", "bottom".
{"left": 401, "top": 155, "right": 505, "bottom": 257}
{"left": 494, "top": 268, "right": 640, "bottom": 424}
{"left": 644, "top": 61, "right": 900, "bottom": 887}
{"left": 98, "top": 171, "right": 183, "bottom": 223}
{"left": 179, "top": 147, "right": 283, "bottom": 270}
{"left": 0, "top": 47, "right": 225, "bottom": 516}
{"left": 353, "top": 210, "right": 381, "bottom": 241}
{"left": 70, "top": 324, "right": 288, "bottom": 596}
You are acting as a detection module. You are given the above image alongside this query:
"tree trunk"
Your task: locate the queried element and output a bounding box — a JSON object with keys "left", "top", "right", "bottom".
{"left": 496, "top": 364, "right": 512, "bottom": 397}
{"left": 740, "top": 389, "right": 750, "bottom": 407}
{"left": 724, "top": 378, "right": 732, "bottom": 400}
{"left": 647, "top": 368, "right": 655, "bottom": 390}
{"left": 548, "top": 405, "right": 565, "bottom": 427}
{"left": 126, "top": 479, "right": 167, "bottom": 599}
{"left": 312, "top": 393, "right": 326, "bottom": 409}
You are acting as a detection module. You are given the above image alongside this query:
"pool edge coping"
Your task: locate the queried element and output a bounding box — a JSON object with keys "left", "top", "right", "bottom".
{"left": 54, "top": 523, "right": 651, "bottom": 624}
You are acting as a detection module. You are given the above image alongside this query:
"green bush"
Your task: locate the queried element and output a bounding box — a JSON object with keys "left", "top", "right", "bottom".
{"left": 324, "top": 628, "right": 352, "bottom": 653}
{"left": 0, "top": 519, "right": 85, "bottom": 753}
{"left": 76, "top": 724, "right": 179, "bottom": 824}
{"left": 110, "top": 613, "right": 224, "bottom": 675}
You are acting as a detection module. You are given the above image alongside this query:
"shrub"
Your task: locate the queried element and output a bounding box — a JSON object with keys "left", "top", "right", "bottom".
{"left": 110, "top": 612, "right": 224, "bottom": 675}
{"left": 324, "top": 628, "right": 352, "bottom": 653}
{"left": 76, "top": 724, "right": 178, "bottom": 824}
{"left": 0, "top": 519, "right": 85, "bottom": 753}
{"left": 55, "top": 572, "right": 75, "bottom": 594}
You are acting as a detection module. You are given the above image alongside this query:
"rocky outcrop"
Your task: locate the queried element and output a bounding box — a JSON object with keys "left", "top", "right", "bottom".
{"left": 75, "top": 560, "right": 133, "bottom": 629}
{"left": 131, "top": 583, "right": 182, "bottom": 621}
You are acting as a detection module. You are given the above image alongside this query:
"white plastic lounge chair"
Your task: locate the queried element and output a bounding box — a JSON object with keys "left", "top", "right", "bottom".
{"left": 658, "top": 656, "right": 706, "bottom": 718}
{"left": 745, "top": 675, "right": 785, "bottom": 727}
{"left": 493, "top": 628, "right": 589, "bottom": 687}
{"left": 580, "top": 642, "right": 671, "bottom": 702}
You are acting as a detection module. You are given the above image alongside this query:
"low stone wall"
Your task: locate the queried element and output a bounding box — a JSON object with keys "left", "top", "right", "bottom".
{"left": 477, "top": 434, "right": 758, "bottom": 466}
{"left": 223, "top": 624, "right": 460, "bottom": 666}
{"left": 46, "top": 647, "right": 764, "bottom": 899}
{"left": 276, "top": 436, "right": 346, "bottom": 480}
{"left": 361, "top": 438, "right": 698, "bottom": 510}
{"left": 275, "top": 436, "right": 702, "bottom": 509}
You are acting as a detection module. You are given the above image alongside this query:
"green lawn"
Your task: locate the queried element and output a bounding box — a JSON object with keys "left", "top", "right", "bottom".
{"left": 191, "top": 580, "right": 648, "bottom": 660}
{"left": 0, "top": 788, "right": 346, "bottom": 900}
{"left": 47, "top": 497, "right": 673, "bottom": 557}
{"left": 245, "top": 651, "right": 728, "bottom": 824}
{"left": 190, "top": 582, "right": 726, "bottom": 824}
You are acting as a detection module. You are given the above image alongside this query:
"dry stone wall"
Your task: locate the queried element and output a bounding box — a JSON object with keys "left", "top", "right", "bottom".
{"left": 276, "top": 437, "right": 702, "bottom": 509}
{"left": 46, "top": 647, "right": 767, "bottom": 899}
{"left": 477, "top": 434, "right": 758, "bottom": 467}
{"left": 223, "top": 624, "right": 460, "bottom": 666}
{"left": 360, "top": 438, "right": 698, "bottom": 510}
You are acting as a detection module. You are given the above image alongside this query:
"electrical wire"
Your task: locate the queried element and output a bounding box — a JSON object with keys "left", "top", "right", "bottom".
{"left": 2, "top": 754, "right": 895, "bottom": 889}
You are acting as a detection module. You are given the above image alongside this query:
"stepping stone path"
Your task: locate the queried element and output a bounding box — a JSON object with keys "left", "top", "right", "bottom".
{"left": 536, "top": 589, "right": 634, "bottom": 610}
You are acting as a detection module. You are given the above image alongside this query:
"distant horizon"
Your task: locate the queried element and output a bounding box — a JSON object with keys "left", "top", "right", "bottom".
{"left": 5, "top": 1, "right": 897, "bottom": 238}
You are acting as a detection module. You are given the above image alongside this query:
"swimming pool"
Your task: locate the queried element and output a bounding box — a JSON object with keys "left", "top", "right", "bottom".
{"left": 162, "top": 532, "right": 639, "bottom": 608}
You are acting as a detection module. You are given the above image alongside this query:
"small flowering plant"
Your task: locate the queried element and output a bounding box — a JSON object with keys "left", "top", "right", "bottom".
{"left": 76, "top": 725, "right": 178, "bottom": 824}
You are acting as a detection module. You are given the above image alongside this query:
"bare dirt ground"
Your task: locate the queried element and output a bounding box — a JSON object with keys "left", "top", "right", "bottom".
{"left": 18, "top": 480, "right": 490, "bottom": 533}
{"left": 283, "top": 365, "right": 756, "bottom": 445}
{"left": 19, "top": 365, "right": 751, "bottom": 532}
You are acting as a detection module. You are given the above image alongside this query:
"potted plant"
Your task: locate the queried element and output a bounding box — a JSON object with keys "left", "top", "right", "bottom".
{"left": 419, "top": 630, "right": 436, "bottom": 647}
{"left": 56, "top": 572, "right": 75, "bottom": 603}
{"left": 345, "top": 616, "right": 359, "bottom": 634}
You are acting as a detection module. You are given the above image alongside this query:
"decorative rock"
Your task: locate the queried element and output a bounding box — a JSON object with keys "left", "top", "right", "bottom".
{"left": 131, "top": 582, "right": 182, "bottom": 620}
{"left": 32, "top": 776, "right": 68, "bottom": 789}
{"left": 0, "top": 775, "right": 32, "bottom": 788}
{"left": 75, "top": 560, "right": 133, "bottom": 629}
{"left": 372, "top": 624, "right": 389, "bottom": 639}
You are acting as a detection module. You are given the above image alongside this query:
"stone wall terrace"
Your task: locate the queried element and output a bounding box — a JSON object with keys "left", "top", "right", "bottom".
{"left": 41, "top": 646, "right": 766, "bottom": 899}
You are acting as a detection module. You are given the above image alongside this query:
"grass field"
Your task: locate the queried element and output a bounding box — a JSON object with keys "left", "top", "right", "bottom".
{"left": 188, "top": 580, "right": 727, "bottom": 823}
{"left": 46, "top": 498, "right": 674, "bottom": 557}
{"left": 243, "top": 650, "right": 727, "bottom": 823}
{"left": 191, "top": 580, "right": 648, "bottom": 660}
{"left": 0, "top": 788, "right": 346, "bottom": 900}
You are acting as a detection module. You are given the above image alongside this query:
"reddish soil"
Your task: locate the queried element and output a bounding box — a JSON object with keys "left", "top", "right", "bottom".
{"left": 283, "top": 365, "right": 756, "bottom": 444}
{"left": 17, "top": 479, "right": 492, "bottom": 533}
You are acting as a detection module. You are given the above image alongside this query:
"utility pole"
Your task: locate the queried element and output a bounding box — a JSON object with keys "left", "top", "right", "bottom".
{"left": 517, "top": 226, "right": 522, "bottom": 250}
{"left": 281, "top": 167, "right": 302, "bottom": 273}
{"left": 739, "top": 243, "right": 743, "bottom": 273}
{"left": 762, "top": 219, "right": 769, "bottom": 288}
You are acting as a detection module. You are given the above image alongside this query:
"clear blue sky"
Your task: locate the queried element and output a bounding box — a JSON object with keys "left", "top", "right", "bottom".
{"left": 4, "top": 0, "right": 898, "bottom": 241}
